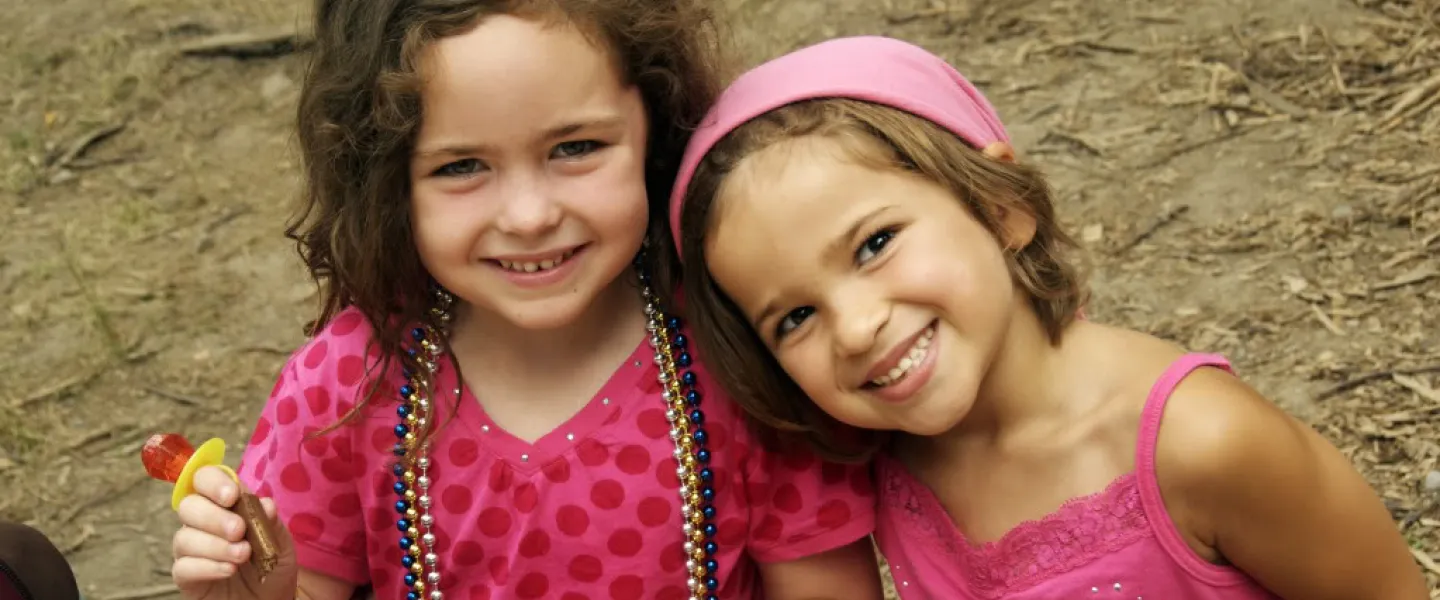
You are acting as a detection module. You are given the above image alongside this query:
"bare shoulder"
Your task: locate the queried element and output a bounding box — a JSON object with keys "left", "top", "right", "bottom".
{"left": 1152, "top": 366, "right": 1427, "bottom": 598}
{"left": 1154, "top": 365, "right": 1295, "bottom": 465}
{"left": 1153, "top": 365, "right": 1313, "bottom": 488}
{"left": 1149, "top": 366, "right": 1303, "bottom": 547}
{"left": 1077, "top": 326, "right": 1424, "bottom": 595}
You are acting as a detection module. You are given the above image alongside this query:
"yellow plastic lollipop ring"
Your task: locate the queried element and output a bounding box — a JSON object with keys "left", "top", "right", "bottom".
{"left": 170, "top": 437, "right": 240, "bottom": 511}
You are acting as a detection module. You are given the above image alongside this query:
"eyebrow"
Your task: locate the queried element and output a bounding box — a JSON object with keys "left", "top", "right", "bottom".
{"left": 413, "top": 115, "right": 628, "bottom": 159}
{"left": 751, "top": 204, "right": 897, "bottom": 329}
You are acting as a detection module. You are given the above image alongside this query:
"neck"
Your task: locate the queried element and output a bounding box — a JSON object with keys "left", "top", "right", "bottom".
{"left": 448, "top": 269, "right": 649, "bottom": 373}
{"left": 922, "top": 303, "right": 1083, "bottom": 452}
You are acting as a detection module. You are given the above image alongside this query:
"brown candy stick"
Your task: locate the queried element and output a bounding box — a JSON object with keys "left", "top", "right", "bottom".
{"left": 233, "top": 492, "right": 279, "bottom": 579}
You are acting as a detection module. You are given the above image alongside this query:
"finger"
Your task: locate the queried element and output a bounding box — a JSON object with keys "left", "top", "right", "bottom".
{"left": 261, "top": 496, "right": 278, "bottom": 521}
{"left": 191, "top": 465, "right": 244, "bottom": 508}
{"left": 173, "top": 526, "right": 250, "bottom": 564}
{"left": 171, "top": 556, "right": 237, "bottom": 584}
{"left": 177, "top": 494, "right": 247, "bottom": 542}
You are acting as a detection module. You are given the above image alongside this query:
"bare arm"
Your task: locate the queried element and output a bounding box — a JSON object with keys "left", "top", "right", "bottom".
{"left": 758, "top": 538, "right": 885, "bottom": 600}
{"left": 1157, "top": 368, "right": 1428, "bottom": 599}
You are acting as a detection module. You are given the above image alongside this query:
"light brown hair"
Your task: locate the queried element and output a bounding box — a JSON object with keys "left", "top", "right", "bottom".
{"left": 675, "top": 98, "right": 1087, "bottom": 462}
{"left": 289, "top": 0, "right": 722, "bottom": 442}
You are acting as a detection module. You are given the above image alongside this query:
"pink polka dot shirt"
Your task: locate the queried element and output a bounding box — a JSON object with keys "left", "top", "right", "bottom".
{"left": 237, "top": 307, "right": 876, "bottom": 599}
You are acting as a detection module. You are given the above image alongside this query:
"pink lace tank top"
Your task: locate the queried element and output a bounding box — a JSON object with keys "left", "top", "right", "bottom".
{"left": 874, "top": 354, "right": 1280, "bottom": 599}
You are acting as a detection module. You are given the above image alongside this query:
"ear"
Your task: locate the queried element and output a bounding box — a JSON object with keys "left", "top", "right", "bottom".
{"left": 998, "top": 206, "right": 1038, "bottom": 251}
{"left": 978, "top": 142, "right": 1036, "bottom": 249}
{"left": 981, "top": 141, "right": 1016, "bottom": 163}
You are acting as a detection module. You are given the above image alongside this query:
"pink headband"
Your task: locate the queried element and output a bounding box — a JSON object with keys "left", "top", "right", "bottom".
{"left": 667, "top": 36, "right": 1011, "bottom": 258}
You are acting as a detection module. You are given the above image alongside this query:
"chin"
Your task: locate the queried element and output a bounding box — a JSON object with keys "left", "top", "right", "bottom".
{"left": 899, "top": 418, "right": 958, "bottom": 437}
{"left": 897, "top": 396, "right": 973, "bottom": 437}
{"left": 493, "top": 293, "right": 609, "bottom": 331}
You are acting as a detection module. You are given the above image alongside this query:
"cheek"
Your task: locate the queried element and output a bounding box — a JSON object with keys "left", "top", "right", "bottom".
{"left": 892, "top": 235, "right": 1009, "bottom": 306}
{"left": 777, "top": 346, "right": 834, "bottom": 398}
{"left": 558, "top": 154, "right": 649, "bottom": 233}
{"left": 410, "top": 191, "right": 484, "bottom": 257}
{"left": 889, "top": 250, "right": 969, "bottom": 304}
{"left": 409, "top": 193, "right": 453, "bottom": 257}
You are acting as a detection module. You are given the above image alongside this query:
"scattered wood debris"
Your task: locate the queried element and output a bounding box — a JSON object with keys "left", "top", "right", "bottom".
{"left": 177, "top": 29, "right": 313, "bottom": 59}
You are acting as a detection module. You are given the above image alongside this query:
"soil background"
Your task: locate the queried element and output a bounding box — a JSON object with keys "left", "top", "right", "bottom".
{"left": 2, "top": 0, "right": 1437, "bottom": 597}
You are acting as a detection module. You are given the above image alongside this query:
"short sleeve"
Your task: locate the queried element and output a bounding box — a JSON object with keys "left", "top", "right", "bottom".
{"left": 236, "top": 318, "right": 374, "bottom": 585}
{"left": 741, "top": 442, "right": 877, "bottom": 563}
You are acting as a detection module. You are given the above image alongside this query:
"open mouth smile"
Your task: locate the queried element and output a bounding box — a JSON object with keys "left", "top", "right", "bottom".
{"left": 864, "top": 322, "right": 936, "bottom": 389}
{"left": 492, "top": 247, "right": 580, "bottom": 273}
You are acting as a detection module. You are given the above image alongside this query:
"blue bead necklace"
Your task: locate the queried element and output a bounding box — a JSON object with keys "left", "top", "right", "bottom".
{"left": 389, "top": 262, "right": 721, "bottom": 600}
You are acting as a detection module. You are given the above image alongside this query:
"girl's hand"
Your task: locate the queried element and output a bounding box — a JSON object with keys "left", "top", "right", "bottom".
{"left": 171, "top": 466, "right": 299, "bottom": 600}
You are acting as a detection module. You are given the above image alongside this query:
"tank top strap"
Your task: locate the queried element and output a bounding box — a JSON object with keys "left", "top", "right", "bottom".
{"left": 1134, "top": 353, "right": 1233, "bottom": 474}
{"left": 1133, "top": 352, "right": 1247, "bottom": 585}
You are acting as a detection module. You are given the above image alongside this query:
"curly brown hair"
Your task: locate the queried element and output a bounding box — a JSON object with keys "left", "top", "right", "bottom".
{"left": 676, "top": 99, "right": 1088, "bottom": 463}
{"left": 288, "top": 0, "right": 722, "bottom": 437}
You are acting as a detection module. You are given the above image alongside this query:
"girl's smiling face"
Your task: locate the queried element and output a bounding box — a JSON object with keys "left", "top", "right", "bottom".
{"left": 409, "top": 14, "right": 650, "bottom": 331}
{"left": 704, "top": 134, "right": 1035, "bottom": 436}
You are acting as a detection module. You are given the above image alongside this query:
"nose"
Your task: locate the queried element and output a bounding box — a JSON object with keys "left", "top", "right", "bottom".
{"left": 494, "top": 172, "right": 562, "bottom": 237}
{"left": 828, "top": 284, "right": 888, "bottom": 359}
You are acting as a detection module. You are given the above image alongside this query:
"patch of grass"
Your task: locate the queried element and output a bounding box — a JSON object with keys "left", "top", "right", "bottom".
{"left": 57, "top": 233, "right": 127, "bottom": 361}
{"left": 0, "top": 403, "right": 45, "bottom": 455}
{"left": 1, "top": 163, "right": 42, "bottom": 196}
{"left": 6, "top": 129, "right": 33, "bottom": 153}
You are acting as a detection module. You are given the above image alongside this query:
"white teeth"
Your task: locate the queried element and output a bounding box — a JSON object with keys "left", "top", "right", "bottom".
{"left": 497, "top": 249, "right": 576, "bottom": 273}
{"left": 868, "top": 326, "right": 935, "bottom": 388}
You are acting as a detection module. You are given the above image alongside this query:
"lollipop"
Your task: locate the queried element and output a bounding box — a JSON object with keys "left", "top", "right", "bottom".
{"left": 142, "top": 434, "right": 279, "bottom": 579}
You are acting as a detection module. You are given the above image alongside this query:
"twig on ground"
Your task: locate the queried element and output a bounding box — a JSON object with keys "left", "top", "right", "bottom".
{"left": 238, "top": 345, "right": 292, "bottom": 356}
{"left": 1375, "top": 71, "right": 1440, "bottom": 131}
{"left": 56, "top": 475, "right": 149, "bottom": 525}
{"left": 1392, "top": 374, "right": 1440, "bottom": 404}
{"left": 1309, "top": 304, "right": 1346, "bottom": 336}
{"left": 178, "top": 29, "right": 313, "bottom": 59}
{"left": 1400, "top": 496, "right": 1438, "bottom": 530}
{"left": 1131, "top": 127, "right": 1258, "bottom": 169}
{"left": 47, "top": 122, "right": 125, "bottom": 171}
{"left": 14, "top": 370, "right": 103, "bottom": 408}
{"left": 1113, "top": 205, "right": 1190, "bottom": 254}
{"left": 1410, "top": 546, "right": 1440, "bottom": 579}
{"left": 1372, "top": 268, "right": 1439, "bottom": 292}
{"left": 63, "top": 425, "right": 137, "bottom": 454}
{"left": 144, "top": 387, "right": 203, "bottom": 407}
{"left": 1231, "top": 65, "right": 1311, "bottom": 120}
{"left": 57, "top": 523, "right": 95, "bottom": 555}
{"left": 1317, "top": 364, "right": 1440, "bottom": 400}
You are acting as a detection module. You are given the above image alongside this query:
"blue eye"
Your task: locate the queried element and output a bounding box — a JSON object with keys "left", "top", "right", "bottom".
{"left": 434, "top": 158, "right": 485, "bottom": 177}
{"left": 856, "top": 229, "right": 895, "bottom": 264}
{"left": 775, "top": 306, "right": 815, "bottom": 338}
{"left": 552, "top": 140, "right": 603, "bottom": 159}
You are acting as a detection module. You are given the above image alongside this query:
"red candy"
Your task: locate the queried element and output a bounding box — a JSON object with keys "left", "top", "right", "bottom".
{"left": 142, "top": 433, "right": 196, "bottom": 483}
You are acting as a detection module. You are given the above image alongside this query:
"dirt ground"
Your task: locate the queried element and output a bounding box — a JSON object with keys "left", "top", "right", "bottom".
{"left": 2, "top": 0, "right": 1437, "bottom": 597}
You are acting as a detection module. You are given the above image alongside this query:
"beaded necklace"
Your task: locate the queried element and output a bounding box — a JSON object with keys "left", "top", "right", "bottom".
{"left": 388, "top": 260, "right": 720, "bottom": 600}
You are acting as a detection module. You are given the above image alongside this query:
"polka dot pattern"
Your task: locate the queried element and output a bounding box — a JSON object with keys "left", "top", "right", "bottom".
{"left": 235, "top": 307, "right": 876, "bottom": 597}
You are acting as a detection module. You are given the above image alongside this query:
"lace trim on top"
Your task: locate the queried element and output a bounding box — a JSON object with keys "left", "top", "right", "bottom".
{"left": 880, "top": 458, "right": 1150, "bottom": 599}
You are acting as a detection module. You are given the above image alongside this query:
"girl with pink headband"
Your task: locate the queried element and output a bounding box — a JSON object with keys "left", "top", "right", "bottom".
{"left": 668, "top": 35, "right": 1427, "bottom": 599}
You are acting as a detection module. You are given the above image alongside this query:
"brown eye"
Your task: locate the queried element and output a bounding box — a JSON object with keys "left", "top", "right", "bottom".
{"left": 435, "top": 158, "right": 485, "bottom": 177}
{"left": 552, "top": 140, "right": 603, "bottom": 159}
{"left": 776, "top": 306, "right": 815, "bottom": 338}
{"left": 855, "top": 229, "right": 895, "bottom": 264}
